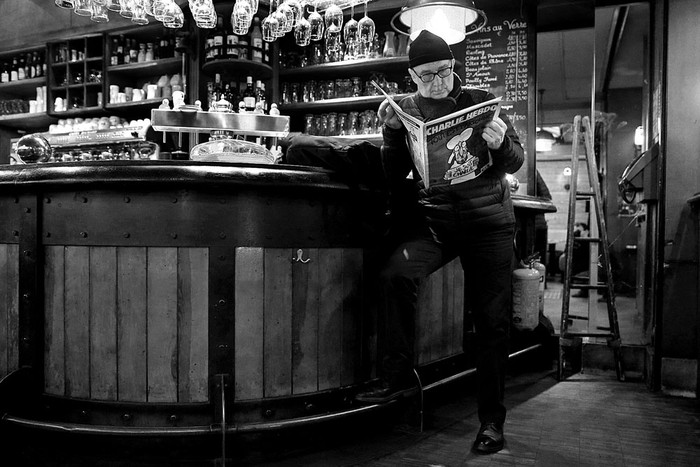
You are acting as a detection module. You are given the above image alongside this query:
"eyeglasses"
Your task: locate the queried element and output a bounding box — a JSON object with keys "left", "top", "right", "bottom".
{"left": 413, "top": 66, "right": 452, "bottom": 83}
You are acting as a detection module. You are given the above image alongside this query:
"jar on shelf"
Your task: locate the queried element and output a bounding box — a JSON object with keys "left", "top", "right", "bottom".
{"left": 383, "top": 31, "right": 396, "bottom": 57}
{"left": 304, "top": 114, "right": 314, "bottom": 134}
{"left": 282, "top": 83, "right": 291, "bottom": 104}
{"left": 351, "top": 77, "right": 362, "bottom": 97}
{"left": 325, "top": 80, "right": 336, "bottom": 100}
{"left": 327, "top": 112, "right": 337, "bottom": 136}
{"left": 319, "top": 114, "right": 329, "bottom": 136}
{"left": 348, "top": 111, "right": 359, "bottom": 135}
{"left": 337, "top": 113, "right": 347, "bottom": 136}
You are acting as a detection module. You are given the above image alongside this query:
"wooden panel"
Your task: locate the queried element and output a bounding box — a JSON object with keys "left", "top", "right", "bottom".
{"left": 341, "top": 248, "right": 362, "bottom": 386}
{"left": 64, "top": 246, "right": 90, "bottom": 398}
{"left": 0, "top": 244, "right": 9, "bottom": 378}
{"left": 416, "top": 274, "right": 433, "bottom": 366}
{"left": 177, "top": 248, "right": 209, "bottom": 403}
{"left": 292, "top": 248, "right": 319, "bottom": 395}
{"left": 451, "top": 260, "right": 465, "bottom": 353}
{"left": 428, "top": 267, "right": 443, "bottom": 362}
{"left": 44, "top": 246, "right": 65, "bottom": 395}
{"left": 263, "top": 249, "right": 292, "bottom": 398}
{"left": 318, "top": 249, "right": 343, "bottom": 391}
{"left": 234, "top": 247, "right": 264, "bottom": 401}
{"left": 441, "top": 262, "right": 453, "bottom": 357}
{"left": 147, "top": 248, "right": 178, "bottom": 403}
{"left": 117, "top": 247, "right": 148, "bottom": 402}
{"left": 90, "top": 247, "right": 118, "bottom": 401}
{"left": 6, "top": 244, "right": 18, "bottom": 375}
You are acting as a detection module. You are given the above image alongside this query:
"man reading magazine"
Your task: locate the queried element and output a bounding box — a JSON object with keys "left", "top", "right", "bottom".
{"left": 355, "top": 30, "right": 524, "bottom": 455}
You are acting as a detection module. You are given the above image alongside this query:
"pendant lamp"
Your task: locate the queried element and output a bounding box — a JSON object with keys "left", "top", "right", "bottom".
{"left": 390, "top": 0, "right": 487, "bottom": 45}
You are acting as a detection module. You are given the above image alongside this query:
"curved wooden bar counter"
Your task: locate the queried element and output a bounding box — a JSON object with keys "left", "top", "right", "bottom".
{"left": 0, "top": 160, "right": 391, "bottom": 435}
{"left": 0, "top": 161, "right": 555, "bottom": 443}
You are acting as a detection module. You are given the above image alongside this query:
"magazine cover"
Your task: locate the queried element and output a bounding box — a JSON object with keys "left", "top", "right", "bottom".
{"left": 373, "top": 82, "right": 502, "bottom": 188}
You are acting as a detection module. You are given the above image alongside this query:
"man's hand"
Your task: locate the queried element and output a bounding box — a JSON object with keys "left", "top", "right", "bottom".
{"left": 378, "top": 99, "right": 402, "bottom": 130}
{"left": 482, "top": 117, "right": 508, "bottom": 150}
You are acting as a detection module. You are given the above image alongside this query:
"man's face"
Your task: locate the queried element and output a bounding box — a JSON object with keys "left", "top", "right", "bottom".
{"left": 409, "top": 59, "right": 455, "bottom": 100}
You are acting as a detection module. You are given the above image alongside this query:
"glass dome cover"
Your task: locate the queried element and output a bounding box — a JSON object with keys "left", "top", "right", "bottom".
{"left": 190, "top": 133, "right": 275, "bottom": 164}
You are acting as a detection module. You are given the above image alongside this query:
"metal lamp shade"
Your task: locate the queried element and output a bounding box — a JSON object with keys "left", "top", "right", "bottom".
{"left": 391, "top": 0, "right": 487, "bottom": 45}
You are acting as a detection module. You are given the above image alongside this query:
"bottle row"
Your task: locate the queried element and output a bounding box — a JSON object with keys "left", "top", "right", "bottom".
{"left": 281, "top": 73, "right": 413, "bottom": 104}
{"left": 207, "top": 74, "right": 269, "bottom": 113}
{"left": 109, "top": 33, "right": 180, "bottom": 66}
{"left": 108, "top": 74, "right": 184, "bottom": 104}
{"left": 303, "top": 110, "right": 381, "bottom": 137}
{"left": 204, "top": 15, "right": 271, "bottom": 64}
{"left": 0, "top": 51, "right": 47, "bottom": 83}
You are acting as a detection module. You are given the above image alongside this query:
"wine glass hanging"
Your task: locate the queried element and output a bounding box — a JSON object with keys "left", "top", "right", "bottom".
{"left": 54, "top": 0, "right": 374, "bottom": 39}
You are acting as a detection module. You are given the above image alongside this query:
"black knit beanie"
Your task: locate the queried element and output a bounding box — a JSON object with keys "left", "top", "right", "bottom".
{"left": 408, "top": 30, "right": 454, "bottom": 68}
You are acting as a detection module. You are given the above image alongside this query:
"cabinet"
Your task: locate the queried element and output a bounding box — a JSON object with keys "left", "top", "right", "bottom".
{"left": 0, "top": 46, "right": 54, "bottom": 131}
{"left": 104, "top": 26, "right": 183, "bottom": 118}
{"left": 47, "top": 35, "right": 105, "bottom": 117}
{"left": 276, "top": 6, "right": 413, "bottom": 140}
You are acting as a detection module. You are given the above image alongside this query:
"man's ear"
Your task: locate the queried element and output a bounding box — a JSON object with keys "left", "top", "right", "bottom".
{"left": 408, "top": 68, "right": 421, "bottom": 87}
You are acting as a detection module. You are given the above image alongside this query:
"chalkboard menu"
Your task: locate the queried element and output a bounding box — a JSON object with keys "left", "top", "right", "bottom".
{"left": 462, "top": 4, "right": 535, "bottom": 190}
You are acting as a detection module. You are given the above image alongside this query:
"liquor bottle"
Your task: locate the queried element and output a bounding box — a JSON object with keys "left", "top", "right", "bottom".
{"left": 229, "top": 81, "right": 241, "bottom": 108}
{"left": 213, "top": 73, "right": 222, "bottom": 102}
{"left": 111, "top": 38, "right": 119, "bottom": 66}
{"left": 0, "top": 63, "right": 9, "bottom": 83}
{"left": 10, "top": 57, "right": 19, "bottom": 81}
{"left": 32, "top": 52, "right": 41, "bottom": 78}
{"left": 226, "top": 27, "right": 239, "bottom": 60}
{"left": 27, "top": 53, "right": 34, "bottom": 79}
{"left": 223, "top": 83, "right": 232, "bottom": 103}
{"left": 238, "top": 35, "right": 249, "bottom": 61}
{"left": 124, "top": 38, "right": 131, "bottom": 64}
{"left": 213, "top": 15, "right": 224, "bottom": 60}
{"left": 243, "top": 76, "right": 256, "bottom": 111}
{"left": 250, "top": 17, "right": 263, "bottom": 63}
{"left": 130, "top": 39, "right": 139, "bottom": 63}
{"left": 263, "top": 42, "right": 271, "bottom": 65}
{"left": 117, "top": 35, "right": 125, "bottom": 65}
{"left": 255, "top": 80, "right": 266, "bottom": 112}
{"left": 17, "top": 55, "right": 26, "bottom": 80}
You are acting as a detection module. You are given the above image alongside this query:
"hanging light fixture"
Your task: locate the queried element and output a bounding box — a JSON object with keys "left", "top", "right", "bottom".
{"left": 390, "top": 0, "right": 487, "bottom": 45}
{"left": 536, "top": 89, "right": 557, "bottom": 153}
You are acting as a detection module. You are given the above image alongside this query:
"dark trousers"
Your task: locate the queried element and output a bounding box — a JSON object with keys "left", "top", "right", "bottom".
{"left": 380, "top": 223, "right": 514, "bottom": 425}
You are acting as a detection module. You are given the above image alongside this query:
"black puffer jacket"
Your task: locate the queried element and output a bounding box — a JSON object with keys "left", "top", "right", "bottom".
{"left": 381, "top": 77, "right": 524, "bottom": 233}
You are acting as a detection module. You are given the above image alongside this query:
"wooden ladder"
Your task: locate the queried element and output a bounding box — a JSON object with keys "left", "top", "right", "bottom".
{"left": 557, "top": 115, "right": 624, "bottom": 381}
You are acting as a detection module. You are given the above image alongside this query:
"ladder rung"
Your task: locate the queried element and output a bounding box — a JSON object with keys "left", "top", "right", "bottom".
{"left": 576, "top": 191, "right": 595, "bottom": 197}
{"left": 562, "top": 332, "right": 616, "bottom": 339}
{"left": 568, "top": 315, "right": 589, "bottom": 320}
{"left": 570, "top": 284, "right": 607, "bottom": 290}
{"left": 574, "top": 237, "right": 601, "bottom": 243}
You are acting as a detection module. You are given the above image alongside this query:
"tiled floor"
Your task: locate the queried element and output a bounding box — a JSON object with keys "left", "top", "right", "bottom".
{"left": 250, "top": 370, "right": 700, "bottom": 467}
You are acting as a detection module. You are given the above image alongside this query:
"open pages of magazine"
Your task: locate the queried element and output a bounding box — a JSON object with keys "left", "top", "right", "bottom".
{"left": 371, "top": 81, "right": 502, "bottom": 188}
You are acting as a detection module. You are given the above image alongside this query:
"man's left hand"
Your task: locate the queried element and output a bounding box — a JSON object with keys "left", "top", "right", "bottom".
{"left": 482, "top": 117, "right": 508, "bottom": 150}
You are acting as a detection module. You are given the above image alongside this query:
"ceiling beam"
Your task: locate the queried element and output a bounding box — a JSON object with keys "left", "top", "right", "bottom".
{"left": 600, "top": 5, "right": 629, "bottom": 98}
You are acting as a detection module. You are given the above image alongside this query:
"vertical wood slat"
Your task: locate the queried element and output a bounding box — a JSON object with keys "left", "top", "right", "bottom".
{"left": 292, "top": 248, "right": 319, "bottom": 395}
{"left": 147, "top": 248, "right": 178, "bottom": 403}
{"left": 416, "top": 273, "right": 432, "bottom": 365}
{"left": 6, "top": 244, "right": 18, "bottom": 375}
{"left": 90, "top": 247, "right": 118, "bottom": 401}
{"left": 452, "top": 261, "right": 465, "bottom": 353}
{"left": 341, "top": 249, "right": 362, "bottom": 386}
{"left": 177, "top": 248, "right": 209, "bottom": 403}
{"left": 117, "top": 247, "right": 148, "bottom": 402}
{"left": 234, "top": 247, "right": 264, "bottom": 401}
{"left": 44, "top": 246, "right": 64, "bottom": 395}
{"left": 318, "top": 249, "right": 343, "bottom": 391}
{"left": 0, "top": 244, "right": 9, "bottom": 378}
{"left": 441, "top": 261, "right": 453, "bottom": 357}
{"left": 64, "top": 246, "right": 90, "bottom": 398}
{"left": 264, "top": 249, "right": 293, "bottom": 398}
{"left": 428, "top": 267, "right": 443, "bottom": 362}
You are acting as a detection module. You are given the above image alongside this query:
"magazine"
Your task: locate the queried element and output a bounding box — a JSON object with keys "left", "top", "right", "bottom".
{"left": 372, "top": 81, "right": 502, "bottom": 188}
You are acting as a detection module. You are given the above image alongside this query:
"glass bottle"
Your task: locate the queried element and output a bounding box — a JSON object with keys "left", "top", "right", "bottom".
{"left": 250, "top": 17, "right": 263, "bottom": 63}
{"left": 243, "top": 75, "right": 256, "bottom": 111}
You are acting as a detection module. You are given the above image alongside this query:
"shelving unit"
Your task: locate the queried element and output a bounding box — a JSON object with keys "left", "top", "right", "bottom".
{"left": 47, "top": 34, "right": 105, "bottom": 116}
{"left": 0, "top": 46, "right": 54, "bottom": 131}
{"left": 201, "top": 59, "right": 273, "bottom": 81}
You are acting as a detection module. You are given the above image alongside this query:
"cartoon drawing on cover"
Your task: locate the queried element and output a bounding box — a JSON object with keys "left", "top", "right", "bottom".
{"left": 444, "top": 127, "right": 479, "bottom": 183}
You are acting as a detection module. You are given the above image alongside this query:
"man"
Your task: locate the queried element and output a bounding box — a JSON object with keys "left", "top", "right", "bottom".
{"left": 355, "top": 30, "right": 524, "bottom": 455}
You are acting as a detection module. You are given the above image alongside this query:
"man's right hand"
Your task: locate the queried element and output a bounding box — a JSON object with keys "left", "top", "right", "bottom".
{"left": 378, "top": 99, "right": 402, "bottom": 130}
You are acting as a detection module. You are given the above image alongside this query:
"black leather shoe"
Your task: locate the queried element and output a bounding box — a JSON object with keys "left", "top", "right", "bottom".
{"left": 472, "top": 422, "right": 504, "bottom": 454}
{"left": 355, "top": 378, "right": 417, "bottom": 404}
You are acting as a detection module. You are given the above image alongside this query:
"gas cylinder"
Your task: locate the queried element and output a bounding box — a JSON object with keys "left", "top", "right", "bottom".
{"left": 532, "top": 258, "right": 546, "bottom": 315}
{"left": 512, "top": 265, "right": 539, "bottom": 331}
